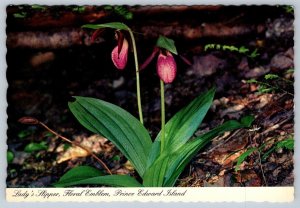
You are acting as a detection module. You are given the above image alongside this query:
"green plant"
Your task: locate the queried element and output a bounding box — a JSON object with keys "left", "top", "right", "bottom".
{"left": 7, "top": 151, "right": 14, "bottom": 164}
{"left": 234, "top": 137, "right": 294, "bottom": 171}
{"left": 262, "top": 137, "right": 294, "bottom": 161}
{"left": 13, "top": 12, "right": 27, "bottom": 18}
{"left": 24, "top": 141, "right": 48, "bottom": 153}
{"left": 17, "top": 129, "right": 34, "bottom": 139}
{"left": 52, "top": 89, "right": 253, "bottom": 187}
{"left": 72, "top": 6, "right": 85, "bottom": 13}
{"left": 104, "top": 6, "right": 133, "bottom": 20}
{"left": 282, "top": 5, "right": 294, "bottom": 14}
{"left": 19, "top": 22, "right": 254, "bottom": 188}
{"left": 31, "top": 5, "right": 46, "bottom": 11}
{"left": 83, "top": 22, "right": 144, "bottom": 124}
{"left": 246, "top": 73, "right": 293, "bottom": 95}
{"left": 204, "top": 43, "right": 259, "bottom": 59}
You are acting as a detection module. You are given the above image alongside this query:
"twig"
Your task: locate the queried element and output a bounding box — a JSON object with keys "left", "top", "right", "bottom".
{"left": 257, "top": 148, "right": 268, "bottom": 186}
{"left": 205, "top": 129, "right": 243, "bottom": 154}
{"left": 253, "top": 115, "right": 293, "bottom": 141}
{"left": 248, "top": 131, "right": 268, "bottom": 186}
{"left": 18, "top": 117, "right": 112, "bottom": 175}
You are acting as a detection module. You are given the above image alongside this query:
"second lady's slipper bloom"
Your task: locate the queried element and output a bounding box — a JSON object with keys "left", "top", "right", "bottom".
{"left": 157, "top": 51, "right": 177, "bottom": 84}
{"left": 111, "top": 32, "right": 129, "bottom": 70}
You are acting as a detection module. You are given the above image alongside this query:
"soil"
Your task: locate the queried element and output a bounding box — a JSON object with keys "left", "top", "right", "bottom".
{"left": 6, "top": 5, "right": 294, "bottom": 187}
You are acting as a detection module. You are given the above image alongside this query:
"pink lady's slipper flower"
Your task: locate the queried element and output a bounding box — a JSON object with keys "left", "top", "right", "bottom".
{"left": 156, "top": 51, "right": 177, "bottom": 84}
{"left": 111, "top": 32, "right": 129, "bottom": 70}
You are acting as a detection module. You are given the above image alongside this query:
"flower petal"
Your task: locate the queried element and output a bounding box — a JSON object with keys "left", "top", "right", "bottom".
{"left": 140, "top": 47, "right": 159, "bottom": 71}
{"left": 111, "top": 38, "right": 128, "bottom": 70}
{"left": 157, "top": 51, "right": 177, "bottom": 83}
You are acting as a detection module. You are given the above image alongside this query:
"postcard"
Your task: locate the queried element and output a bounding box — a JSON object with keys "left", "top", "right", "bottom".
{"left": 5, "top": 3, "right": 294, "bottom": 203}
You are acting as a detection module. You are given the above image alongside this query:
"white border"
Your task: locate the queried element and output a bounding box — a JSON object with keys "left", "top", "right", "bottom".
{"left": 1, "top": 0, "right": 299, "bottom": 207}
{"left": 5, "top": 187, "right": 294, "bottom": 202}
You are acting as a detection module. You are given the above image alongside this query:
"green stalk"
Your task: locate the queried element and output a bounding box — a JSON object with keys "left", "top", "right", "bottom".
{"left": 128, "top": 28, "right": 144, "bottom": 124}
{"left": 160, "top": 80, "right": 165, "bottom": 153}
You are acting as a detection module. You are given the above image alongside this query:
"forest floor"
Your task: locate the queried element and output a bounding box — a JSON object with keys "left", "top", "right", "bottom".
{"left": 6, "top": 5, "right": 294, "bottom": 187}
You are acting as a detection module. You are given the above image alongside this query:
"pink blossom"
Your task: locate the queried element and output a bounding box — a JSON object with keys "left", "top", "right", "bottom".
{"left": 156, "top": 51, "right": 177, "bottom": 83}
{"left": 111, "top": 38, "right": 129, "bottom": 70}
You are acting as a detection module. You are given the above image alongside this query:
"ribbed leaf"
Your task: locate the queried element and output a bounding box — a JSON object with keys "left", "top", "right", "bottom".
{"left": 54, "top": 166, "right": 104, "bottom": 187}
{"left": 147, "top": 87, "right": 216, "bottom": 167}
{"left": 82, "top": 22, "right": 129, "bottom": 30}
{"left": 235, "top": 147, "right": 257, "bottom": 172}
{"left": 54, "top": 174, "right": 142, "bottom": 187}
{"left": 163, "top": 119, "right": 254, "bottom": 186}
{"left": 156, "top": 35, "right": 178, "bottom": 55}
{"left": 68, "top": 97, "right": 152, "bottom": 177}
{"left": 143, "top": 117, "right": 254, "bottom": 187}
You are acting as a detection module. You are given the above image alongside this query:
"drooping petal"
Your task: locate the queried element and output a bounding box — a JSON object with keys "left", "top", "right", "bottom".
{"left": 156, "top": 51, "right": 177, "bottom": 83}
{"left": 111, "top": 38, "right": 128, "bottom": 70}
{"left": 91, "top": 29, "right": 104, "bottom": 43}
{"left": 140, "top": 47, "right": 159, "bottom": 71}
{"left": 179, "top": 54, "right": 192, "bottom": 66}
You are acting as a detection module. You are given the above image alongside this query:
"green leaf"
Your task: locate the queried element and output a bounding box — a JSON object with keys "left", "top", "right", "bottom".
{"left": 68, "top": 97, "right": 152, "bottom": 177}
{"left": 147, "top": 87, "right": 215, "bottom": 167}
{"left": 13, "top": 12, "right": 26, "bottom": 18}
{"left": 7, "top": 151, "right": 14, "bottom": 164}
{"left": 112, "top": 155, "right": 121, "bottom": 161}
{"left": 56, "top": 166, "right": 103, "bottom": 185}
{"left": 24, "top": 141, "right": 48, "bottom": 153}
{"left": 114, "top": 6, "right": 133, "bottom": 20}
{"left": 31, "top": 5, "right": 46, "bottom": 10}
{"left": 235, "top": 147, "right": 257, "bottom": 171}
{"left": 144, "top": 118, "right": 253, "bottom": 187}
{"left": 54, "top": 174, "right": 142, "bottom": 187}
{"left": 246, "top": 79, "right": 257, "bottom": 84}
{"left": 72, "top": 6, "right": 85, "bottom": 13}
{"left": 63, "top": 143, "right": 72, "bottom": 151}
{"left": 286, "top": 68, "right": 294, "bottom": 73}
{"left": 248, "top": 48, "right": 259, "bottom": 58}
{"left": 241, "top": 115, "right": 255, "bottom": 127}
{"left": 262, "top": 138, "right": 294, "bottom": 161}
{"left": 156, "top": 35, "right": 178, "bottom": 55}
{"left": 82, "top": 22, "right": 129, "bottom": 30}
{"left": 283, "top": 5, "right": 294, "bottom": 14}
{"left": 204, "top": 44, "right": 215, "bottom": 51}
{"left": 18, "top": 129, "right": 32, "bottom": 139}
{"left": 277, "top": 138, "right": 294, "bottom": 150}
{"left": 265, "top": 74, "right": 279, "bottom": 80}
{"left": 104, "top": 6, "right": 113, "bottom": 10}
{"left": 261, "top": 146, "right": 276, "bottom": 161}
{"left": 258, "top": 86, "right": 273, "bottom": 94}
{"left": 223, "top": 45, "right": 238, "bottom": 52}
{"left": 238, "top": 46, "right": 249, "bottom": 54}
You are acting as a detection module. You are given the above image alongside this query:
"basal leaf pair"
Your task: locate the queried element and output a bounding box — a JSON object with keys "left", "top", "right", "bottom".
{"left": 54, "top": 88, "right": 254, "bottom": 187}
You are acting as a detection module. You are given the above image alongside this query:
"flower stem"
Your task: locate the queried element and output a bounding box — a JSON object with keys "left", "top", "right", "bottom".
{"left": 128, "top": 28, "right": 144, "bottom": 124}
{"left": 160, "top": 80, "right": 165, "bottom": 153}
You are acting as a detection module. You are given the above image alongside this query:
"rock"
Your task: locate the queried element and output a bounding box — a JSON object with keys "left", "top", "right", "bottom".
{"left": 30, "top": 176, "right": 52, "bottom": 187}
{"left": 270, "top": 49, "right": 294, "bottom": 70}
{"left": 244, "top": 66, "right": 270, "bottom": 78}
{"left": 236, "top": 170, "right": 262, "bottom": 186}
{"left": 12, "top": 151, "right": 31, "bottom": 165}
{"left": 220, "top": 104, "right": 245, "bottom": 119}
{"left": 190, "top": 54, "right": 226, "bottom": 77}
{"left": 237, "top": 57, "right": 249, "bottom": 71}
{"left": 280, "top": 171, "right": 294, "bottom": 186}
{"left": 112, "top": 76, "right": 125, "bottom": 88}
{"left": 265, "top": 17, "right": 294, "bottom": 39}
